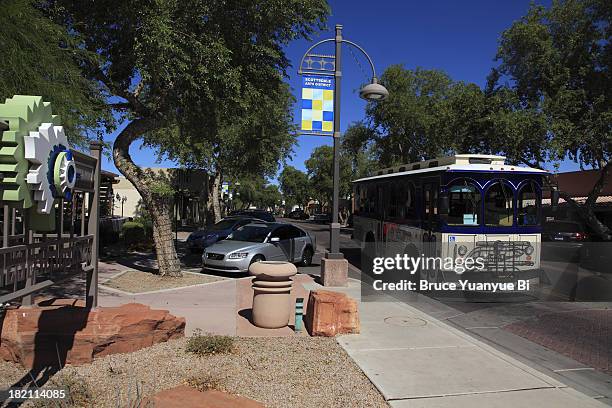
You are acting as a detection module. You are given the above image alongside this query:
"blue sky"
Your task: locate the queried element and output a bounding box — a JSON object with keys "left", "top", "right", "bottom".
{"left": 102, "top": 0, "right": 575, "bottom": 179}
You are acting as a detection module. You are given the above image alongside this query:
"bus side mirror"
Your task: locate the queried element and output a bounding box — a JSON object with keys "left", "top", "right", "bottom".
{"left": 439, "top": 192, "right": 449, "bottom": 215}
{"left": 551, "top": 189, "right": 559, "bottom": 212}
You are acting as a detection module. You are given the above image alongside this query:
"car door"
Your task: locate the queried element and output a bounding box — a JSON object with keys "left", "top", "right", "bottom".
{"left": 289, "top": 226, "right": 307, "bottom": 261}
{"left": 267, "top": 226, "right": 292, "bottom": 261}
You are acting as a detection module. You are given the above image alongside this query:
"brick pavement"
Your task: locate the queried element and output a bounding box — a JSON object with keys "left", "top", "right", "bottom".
{"left": 504, "top": 308, "right": 611, "bottom": 374}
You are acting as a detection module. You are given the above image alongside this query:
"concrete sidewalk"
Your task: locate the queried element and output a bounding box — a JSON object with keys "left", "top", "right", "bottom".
{"left": 97, "top": 260, "right": 318, "bottom": 337}
{"left": 308, "top": 279, "right": 608, "bottom": 408}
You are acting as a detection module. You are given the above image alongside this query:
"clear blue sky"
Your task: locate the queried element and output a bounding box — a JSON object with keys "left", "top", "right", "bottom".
{"left": 102, "top": 0, "right": 576, "bottom": 179}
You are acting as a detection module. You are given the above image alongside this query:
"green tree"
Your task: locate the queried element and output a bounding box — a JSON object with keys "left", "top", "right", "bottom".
{"left": 153, "top": 83, "right": 299, "bottom": 224}
{"left": 0, "top": 0, "right": 113, "bottom": 145}
{"left": 365, "top": 66, "right": 455, "bottom": 166}
{"left": 48, "top": 0, "right": 329, "bottom": 276}
{"left": 342, "top": 122, "right": 381, "bottom": 178}
{"left": 279, "top": 165, "right": 311, "bottom": 209}
{"left": 489, "top": 0, "right": 611, "bottom": 239}
{"left": 305, "top": 145, "right": 352, "bottom": 209}
{"left": 257, "top": 184, "right": 282, "bottom": 210}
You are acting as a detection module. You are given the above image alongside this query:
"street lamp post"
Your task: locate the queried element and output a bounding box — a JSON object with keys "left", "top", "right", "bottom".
{"left": 330, "top": 24, "right": 343, "bottom": 257}
{"left": 299, "top": 24, "right": 388, "bottom": 285}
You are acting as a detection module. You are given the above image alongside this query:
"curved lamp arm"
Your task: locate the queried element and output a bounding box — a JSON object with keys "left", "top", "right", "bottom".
{"left": 340, "top": 39, "right": 378, "bottom": 80}
{"left": 298, "top": 38, "right": 378, "bottom": 81}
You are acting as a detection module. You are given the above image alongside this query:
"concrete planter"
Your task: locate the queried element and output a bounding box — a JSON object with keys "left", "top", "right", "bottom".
{"left": 249, "top": 261, "right": 297, "bottom": 329}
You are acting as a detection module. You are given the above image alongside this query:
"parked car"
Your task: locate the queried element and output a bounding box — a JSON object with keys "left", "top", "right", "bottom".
{"left": 187, "top": 217, "right": 256, "bottom": 253}
{"left": 542, "top": 220, "right": 589, "bottom": 244}
{"left": 542, "top": 220, "right": 589, "bottom": 262}
{"left": 229, "top": 209, "right": 275, "bottom": 222}
{"left": 287, "top": 209, "right": 309, "bottom": 220}
{"left": 202, "top": 222, "right": 315, "bottom": 273}
{"left": 310, "top": 213, "right": 331, "bottom": 224}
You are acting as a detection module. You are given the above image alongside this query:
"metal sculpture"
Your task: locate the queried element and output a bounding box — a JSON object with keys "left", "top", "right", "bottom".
{"left": 0, "top": 95, "right": 75, "bottom": 230}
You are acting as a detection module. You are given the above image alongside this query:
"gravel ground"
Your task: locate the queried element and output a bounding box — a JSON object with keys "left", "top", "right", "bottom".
{"left": 0, "top": 337, "right": 388, "bottom": 408}
{"left": 101, "top": 270, "right": 225, "bottom": 293}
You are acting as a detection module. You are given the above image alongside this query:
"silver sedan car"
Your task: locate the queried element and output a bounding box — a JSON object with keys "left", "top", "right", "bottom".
{"left": 202, "top": 222, "right": 316, "bottom": 273}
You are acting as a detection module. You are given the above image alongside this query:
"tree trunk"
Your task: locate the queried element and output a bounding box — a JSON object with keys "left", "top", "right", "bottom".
{"left": 530, "top": 159, "right": 611, "bottom": 242}
{"left": 113, "top": 118, "right": 182, "bottom": 277}
{"left": 207, "top": 172, "right": 222, "bottom": 223}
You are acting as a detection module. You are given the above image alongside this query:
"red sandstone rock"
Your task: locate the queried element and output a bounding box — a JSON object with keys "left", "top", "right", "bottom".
{"left": 0, "top": 300, "right": 185, "bottom": 368}
{"left": 149, "top": 386, "right": 264, "bottom": 408}
{"left": 304, "top": 290, "right": 359, "bottom": 336}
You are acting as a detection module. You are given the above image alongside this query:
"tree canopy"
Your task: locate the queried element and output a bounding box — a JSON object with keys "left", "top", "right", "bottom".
{"left": 0, "top": 0, "right": 113, "bottom": 145}
{"left": 45, "top": 0, "right": 329, "bottom": 275}
{"left": 279, "top": 165, "right": 311, "bottom": 209}
{"left": 488, "top": 0, "right": 610, "bottom": 170}
{"left": 305, "top": 145, "right": 352, "bottom": 207}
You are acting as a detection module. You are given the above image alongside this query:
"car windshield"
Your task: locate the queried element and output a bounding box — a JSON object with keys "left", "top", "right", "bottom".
{"left": 227, "top": 225, "right": 271, "bottom": 242}
{"left": 209, "top": 219, "right": 238, "bottom": 231}
{"left": 234, "top": 211, "right": 274, "bottom": 222}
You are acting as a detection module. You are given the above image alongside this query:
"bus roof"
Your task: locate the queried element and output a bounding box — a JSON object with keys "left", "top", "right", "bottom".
{"left": 352, "top": 154, "right": 547, "bottom": 183}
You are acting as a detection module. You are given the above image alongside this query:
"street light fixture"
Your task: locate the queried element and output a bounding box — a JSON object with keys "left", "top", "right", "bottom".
{"left": 298, "top": 25, "right": 387, "bottom": 285}
{"left": 359, "top": 78, "right": 389, "bottom": 101}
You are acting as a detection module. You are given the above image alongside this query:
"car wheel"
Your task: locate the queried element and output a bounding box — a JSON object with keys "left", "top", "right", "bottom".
{"left": 301, "top": 247, "right": 313, "bottom": 267}
{"left": 250, "top": 255, "right": 265, "bottom": 265}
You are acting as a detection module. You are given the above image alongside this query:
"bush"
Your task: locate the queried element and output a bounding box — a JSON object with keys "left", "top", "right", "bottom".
{"left": 184, "top": 375, "right": 225, "bottom": 392}
{"left": 32, "top": 370, "right": 93, "bottom": 407}
{"left": 121, "top": 221, "right": 145, "bottom": 246}
{"left": 185, "top": 329, "right": 234, "bottom": 356}
{"left": 132, "top": 216, "right": 153, "bottom": 240}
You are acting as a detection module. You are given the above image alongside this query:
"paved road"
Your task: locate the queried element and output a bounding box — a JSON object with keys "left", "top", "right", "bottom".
{"left": 281, "top": 217, "right": 612, "bottom": 406}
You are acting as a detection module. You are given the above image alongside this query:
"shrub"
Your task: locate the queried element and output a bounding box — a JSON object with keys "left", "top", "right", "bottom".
{"left": 32, "top": 370, "right": 93, "bottom": 407}
{"left": 184, "top": 375, "right": 225, "bottom": 392}
{"left": 185, "top": 329, "right": 234, "bottom": 356}
{"left": 132, "top": 216, "right": 153, "bottom": 240}
{"left": 121, "top": 221, "right": 145, "bottom": 246}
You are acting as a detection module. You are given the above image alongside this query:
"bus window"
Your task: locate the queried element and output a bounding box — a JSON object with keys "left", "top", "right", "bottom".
{"left": 423, "top": 182, "right": 439, "bottom": 224}
{"left": 367, "top": 183, "right": 377, "bottom": 215}
{"left": 387, "top": 182, "right": 402, "bottom": 218}
{"left": 403, "top": 181, "right": 416, "bottom": 219}
{"left": 518, "top": 181, "right": 540, "bottom": 225}
{"left": 484, "top": 182, "right": 514, "bottom": 226}
{"left": 445, "top": 180, "right": 481, "bottom": 225}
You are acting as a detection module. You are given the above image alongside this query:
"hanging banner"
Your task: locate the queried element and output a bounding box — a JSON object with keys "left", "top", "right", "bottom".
{"left": 300, "top": 74, "right": 334, "bottom": 134}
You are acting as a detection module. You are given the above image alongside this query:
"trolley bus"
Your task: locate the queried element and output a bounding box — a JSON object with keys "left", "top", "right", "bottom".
{"left": 352, "top": 154, "right": 548, "bottom": 284}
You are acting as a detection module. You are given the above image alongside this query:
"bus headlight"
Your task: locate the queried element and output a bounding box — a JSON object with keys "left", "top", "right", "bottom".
{"left": 525, "top": 244, "right": 534, "bottom": 255}
{"left": 457, "top": 245, "right": 468, "bottom": 256}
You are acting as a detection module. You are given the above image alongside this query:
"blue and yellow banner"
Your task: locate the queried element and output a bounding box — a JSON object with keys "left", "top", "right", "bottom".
{"left": 301, "top": 75, "right": 334, "bottom": 133}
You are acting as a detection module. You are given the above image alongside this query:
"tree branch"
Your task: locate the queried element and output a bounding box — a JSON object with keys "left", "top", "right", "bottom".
{"left": 93, "top": 68, "right": 147, "bottom": 115}
{"left": 585, "top": 160, "right": 611, "bottom": 209}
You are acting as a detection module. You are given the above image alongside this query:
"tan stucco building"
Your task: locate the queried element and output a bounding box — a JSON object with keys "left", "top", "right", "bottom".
{"left": 108, "top": 168, "right": 209, "bottom": 225}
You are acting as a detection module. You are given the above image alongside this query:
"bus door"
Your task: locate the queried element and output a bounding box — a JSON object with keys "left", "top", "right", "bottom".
{"left": 376, "top": 183, "right": 386, "bottom": 248}
{"left": 422, "top": 181, "right": 439, "bottom": 257}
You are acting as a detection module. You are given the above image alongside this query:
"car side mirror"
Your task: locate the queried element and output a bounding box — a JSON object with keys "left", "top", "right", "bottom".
{"left": 270, "top": 237, "right": 280, "bottom": 243}
{"left": 551, "top": 188, "right": 559, "bottom": 212}
{"left": 438, "top": 192, "right": 449, "bottom": 216}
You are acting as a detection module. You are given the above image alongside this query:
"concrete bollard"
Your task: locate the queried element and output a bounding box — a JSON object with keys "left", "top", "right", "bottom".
{"left": 249, "top": 261, "right": 297, "bottom": 329}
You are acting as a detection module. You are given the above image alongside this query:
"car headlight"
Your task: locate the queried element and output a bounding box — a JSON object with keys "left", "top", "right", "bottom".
{"left": 457, "top": 245, "right": 468, "bottom": 256}
{"left": 228, "top": 252, "right": 249, "bottom": 259}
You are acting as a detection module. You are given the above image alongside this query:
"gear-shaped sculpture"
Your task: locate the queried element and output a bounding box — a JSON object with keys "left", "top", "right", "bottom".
{"left": 24, "top": 123, "right": 74, "bottom": 213}
{"left": 0, "top": 95, "right": 60, "bottom": 208}
{"left": 0, "top": 95, "right": 74, "bottom": 215}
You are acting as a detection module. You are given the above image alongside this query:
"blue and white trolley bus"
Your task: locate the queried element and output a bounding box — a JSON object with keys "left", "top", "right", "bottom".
{"left": 352, "top": 154, "right": 548, "bottom": 283}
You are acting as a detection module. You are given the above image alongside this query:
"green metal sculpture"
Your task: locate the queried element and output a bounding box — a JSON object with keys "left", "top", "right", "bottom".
{"left": 0, "top": 95, "right": 76, "bottom": 231}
